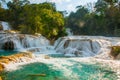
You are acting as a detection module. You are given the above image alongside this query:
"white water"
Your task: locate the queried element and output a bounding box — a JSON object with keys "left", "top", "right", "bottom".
{"left": 66, "top": 28, "right": 73, "bottom": 36}
{"left": 1, "top": 21, "right": 11, "bottom": 30}
{"left": 54, "top": 36, "right": 120, "bottom": 58}
{"left": 0, "top": 34, "right": 50, "bottom": 52}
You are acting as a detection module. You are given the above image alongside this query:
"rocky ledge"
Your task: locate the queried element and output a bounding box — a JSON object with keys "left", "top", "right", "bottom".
{"left": 110, "top": 46, "right": 120, "bottom": 60}
{"left": 0, "top": 52, "right": 34, "bottom": 72}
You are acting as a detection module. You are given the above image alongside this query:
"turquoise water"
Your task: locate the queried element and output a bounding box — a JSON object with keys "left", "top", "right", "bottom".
{"left": 0, "top": 50, "right": 18, "bottom": 56}
{"left": 48, "top": 54, "right": 67, "bottom": 58}
{"left": 2, "top": 60, "right": 118, "bottom": 80}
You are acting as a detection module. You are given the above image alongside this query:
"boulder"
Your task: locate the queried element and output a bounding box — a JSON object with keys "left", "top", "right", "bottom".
{"left": 110, "top": 46, "right": 120, "bottom": 60}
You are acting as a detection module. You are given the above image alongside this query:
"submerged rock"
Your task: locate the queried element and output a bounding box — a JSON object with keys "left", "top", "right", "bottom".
{"left": 28, "top": 74, "right": 46, "bottom": 77}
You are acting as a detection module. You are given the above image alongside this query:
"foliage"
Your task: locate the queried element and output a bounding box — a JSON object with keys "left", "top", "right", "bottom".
{"left": 0, "top": 7, "right": 7, "bottom": 21}
{"left": 0, "top": 1, "right": 66, "bottom": 40}
{"left": 65, "top": 0, "right": 120, "bottom": 36}
{"left": 65, "top": 6, "right": 89, "bottom": 35}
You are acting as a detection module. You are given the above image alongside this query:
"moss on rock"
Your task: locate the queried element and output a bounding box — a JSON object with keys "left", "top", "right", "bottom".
{"left": 110, "top": 46, "right": 120, "bottom": 59}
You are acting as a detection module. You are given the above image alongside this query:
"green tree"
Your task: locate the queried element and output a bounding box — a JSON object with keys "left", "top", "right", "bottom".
{"left": 18, "top": 2, "right": 66, "bottom": 40}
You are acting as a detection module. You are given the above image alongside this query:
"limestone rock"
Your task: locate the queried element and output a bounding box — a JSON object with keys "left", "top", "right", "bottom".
{"left": 0, "top": 63, "right": 4, "bottom": 72}
{"left": 0, "top": 76, "right": 2, "bottom": 80}
{"left": 110, "top": 46, "right": 120, "bottom": 60}
{"left": 0, "top": 52, "right": 33, "bottom": 71}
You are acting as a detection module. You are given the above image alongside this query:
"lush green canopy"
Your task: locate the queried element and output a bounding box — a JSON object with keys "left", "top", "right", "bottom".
{"left": 0, "top": 0, "right": 66, "bottom": 40}
{"left": 65, "top": 0, "right": 120, "bottom": 36}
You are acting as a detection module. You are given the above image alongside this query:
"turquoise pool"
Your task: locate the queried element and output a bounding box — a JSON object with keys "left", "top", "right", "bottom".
{"left": 1, "top": 60, "right": 118, "bottom": 80}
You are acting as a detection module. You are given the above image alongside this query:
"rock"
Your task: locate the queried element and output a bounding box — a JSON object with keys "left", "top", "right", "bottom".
{"left": 0, "top": 76, "right": 2, "bottom": 80}
{"left": 74, "top": 50, "right": 81, "bottom": 57}
{"left": 116, "top": 54, "right": 120, "bottom": 60}
{"left": 0, "top": 24, "right": 3, "bottom": 30}
{"left": 44, "top": 55, "right": 50, "bottom": 59}
{"left": 110, "top": 46, "right": 120, "bottom": 60}
{"left": 0, "top": 52, "right": 33, "bottom": 71}
{"left": 64, "top": 40, "right": 70, "bottom": 49}
{"left": 2, "top": 41, "right": 14, "bottom": 50}
{"left": 0, "top": 63, "right": 5, "bottom": 72}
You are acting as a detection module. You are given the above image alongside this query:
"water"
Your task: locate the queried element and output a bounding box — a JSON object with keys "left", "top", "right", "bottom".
{"left": 1, "top": 21, "right": 11, "bottom": 30}
{"left": 0, "top": 50, "right": 18, "bottom": 56}
{"left": 2, "top": 60, "right": 117, "bottom": 80}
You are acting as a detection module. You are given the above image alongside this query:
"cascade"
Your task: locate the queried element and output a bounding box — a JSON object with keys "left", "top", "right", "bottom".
{"left": 0, "top": 33, "right": 50, "bottom": 52}
{"left": 0, "top": 21, "right": 50, "bottom": 53}
{"left": 0, "top": 21, "right": 120, "bottom": 58}
{"left": 54, "top": 36, "right": 120, "bottom": 57}
{"left": 66, "top": 28, "right": 73, "bottom": 36}
{"left": 0, "top": 21, "right": 11, "bottom": 30}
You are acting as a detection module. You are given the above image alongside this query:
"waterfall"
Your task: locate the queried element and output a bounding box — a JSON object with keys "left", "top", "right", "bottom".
{"left": 66, "top": 28, "right": 73, "bottom": 36}
{"left": 0, "top": 34, "right": 49, "bottom": 52}
{"left": 0, "top": 21, "right": 50, "bottom": 53}
{"left": 54, "top": 36, "right": 120, "bottom": 57}
{"left": 0, "top": 21, "right": 11, "bottom": 30}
